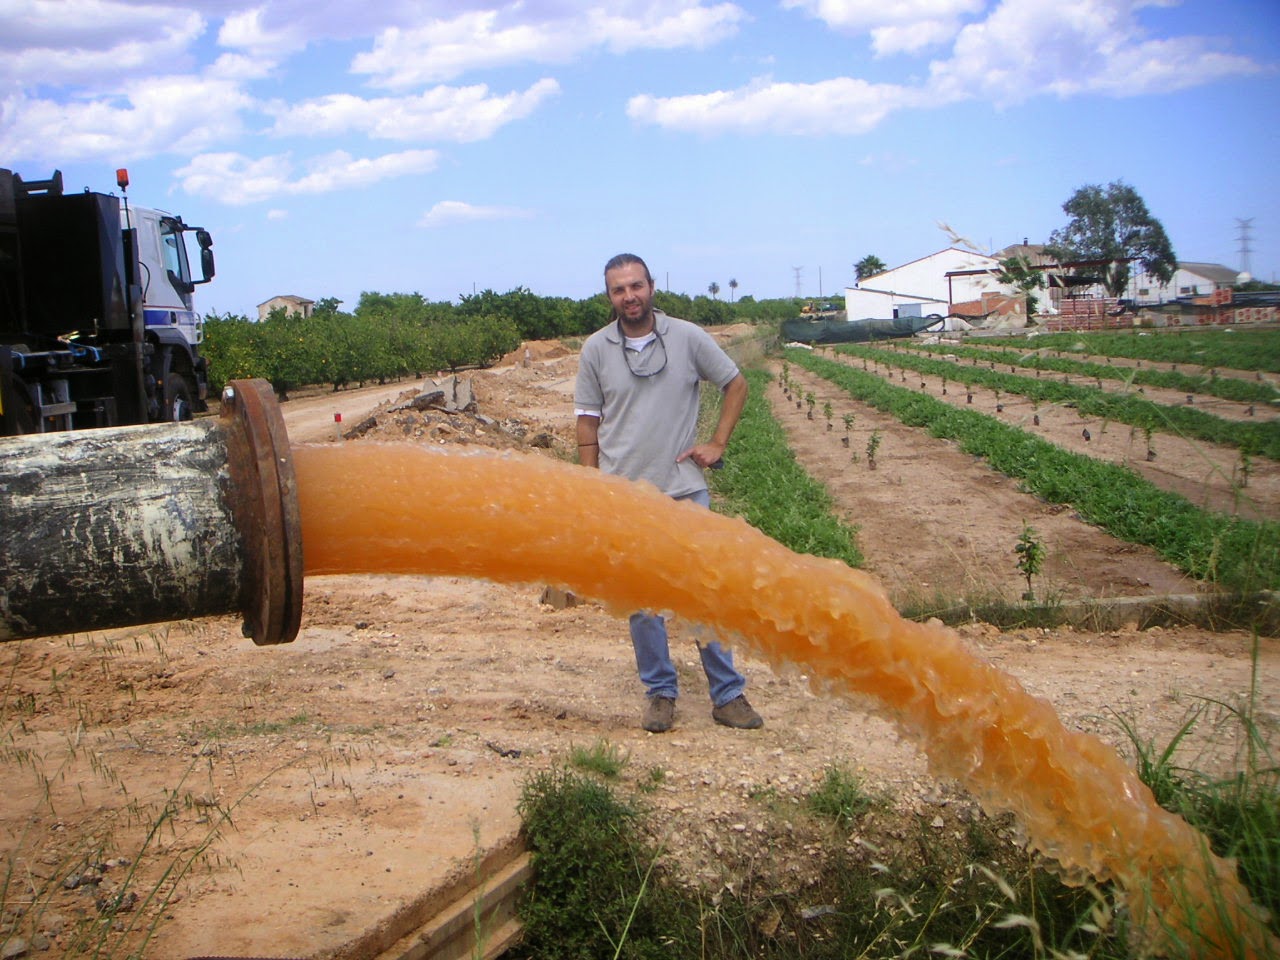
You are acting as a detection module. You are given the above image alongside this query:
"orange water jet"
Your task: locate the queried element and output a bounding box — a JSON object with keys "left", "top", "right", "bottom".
{"left": 294, "top": 442, "right": 1273, "bottom": 957}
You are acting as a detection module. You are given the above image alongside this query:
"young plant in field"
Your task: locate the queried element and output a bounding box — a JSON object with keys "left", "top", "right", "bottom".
{"left": 1238, "top": 437, "right": 1256, "bottom": 489}
{"left": 1015, "top": 524, "right": 1046, "bottom": 601}
{"left": 866, "top": 429, "right": 882, "bottom": 469}
{"left": 805, "top": 391, "right": 816, "bottom": 419}
{"left": 842, "top": 412, "right": 854, "bottom": 447}
{"left": 823, "top": 400, "right": 834, "bottom": 431}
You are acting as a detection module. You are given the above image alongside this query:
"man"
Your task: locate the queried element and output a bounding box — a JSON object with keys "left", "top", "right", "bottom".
{"left": 574, "top": 253, "right": 763, "bottom": 734}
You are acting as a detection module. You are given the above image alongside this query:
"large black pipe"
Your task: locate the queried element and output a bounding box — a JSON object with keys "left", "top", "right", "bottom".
{"left": 0, "top": 379, "right": 302, "bottom": 644}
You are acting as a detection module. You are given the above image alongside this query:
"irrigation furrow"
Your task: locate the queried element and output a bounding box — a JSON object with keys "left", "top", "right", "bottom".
{"left": 785, "top": 349, "right": 1280, "bottom": 595}
{"left": 824, "top": 346, "right": 1279, "bottom": 523}
{"left": 768, "top": 362, "right": 1199, "bottom": 610}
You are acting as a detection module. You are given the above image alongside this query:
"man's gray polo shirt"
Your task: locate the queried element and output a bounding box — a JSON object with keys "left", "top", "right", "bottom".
{"left": 575, "top": 310, "right": 740, "bottom": 498}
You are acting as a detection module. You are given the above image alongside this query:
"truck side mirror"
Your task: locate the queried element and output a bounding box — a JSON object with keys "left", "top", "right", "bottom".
{"left": 196, "top": 229, "right": 212, "bottom": 250}
{"left": 200, "top": 247, "right": 216, "bottom": 282}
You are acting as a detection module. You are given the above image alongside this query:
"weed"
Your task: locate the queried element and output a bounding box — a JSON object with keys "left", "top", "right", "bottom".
{"left": 516, "top": 768, "right": 687, "bottom": 958}
{"left": 806, "top": 765, "right": 880, "bottom": 828}
{"left": 516, "top": 765, "right": 1130, "bottom": 959}
{"left": 569, "top": 738, "right": 629, "bottom": 779}
{"left": 1114, "top": 636, "right": 1279, "bottom": 932}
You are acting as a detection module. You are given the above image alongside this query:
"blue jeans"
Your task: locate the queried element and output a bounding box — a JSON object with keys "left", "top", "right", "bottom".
{"left": 629, "top": 489, "right": 746, "bottom": 708}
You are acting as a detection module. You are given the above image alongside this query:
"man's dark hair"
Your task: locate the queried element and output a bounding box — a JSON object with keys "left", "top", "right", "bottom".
{"left": 604, "top": 253, "right": 652, "bottom": 284}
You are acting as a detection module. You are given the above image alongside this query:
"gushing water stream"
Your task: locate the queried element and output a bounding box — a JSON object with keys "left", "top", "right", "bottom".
{"left": 293, "top": 442, "right": 1273, "bottom": 957}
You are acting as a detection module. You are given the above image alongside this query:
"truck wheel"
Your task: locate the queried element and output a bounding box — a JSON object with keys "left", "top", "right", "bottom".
{"left": 164, "top": 373, "right": 194, "bottom": 422}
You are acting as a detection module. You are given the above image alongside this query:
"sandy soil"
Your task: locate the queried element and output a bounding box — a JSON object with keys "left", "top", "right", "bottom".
{"left": 1, "top": 330, "right": 1276, "bottom": 958}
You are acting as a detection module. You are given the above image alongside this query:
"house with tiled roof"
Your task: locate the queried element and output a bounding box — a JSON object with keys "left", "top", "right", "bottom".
{"left": 257, "top": 294, "right": 315, "bottom": 321}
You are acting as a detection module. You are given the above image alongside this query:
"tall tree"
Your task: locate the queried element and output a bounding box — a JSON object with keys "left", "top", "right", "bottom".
{"left": 728, "top": 278, "right": 738, "bottom": 302}
{"left": 707, "top": 281, "right": 720, "bottom": 299}
{"left": 1046, "top": 181, "right": 1176, "bottom": 298}
{"left": 855, "top": 255, "right": 886, "bottom": 282}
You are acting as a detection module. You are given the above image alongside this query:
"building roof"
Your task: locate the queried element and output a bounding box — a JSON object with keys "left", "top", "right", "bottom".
{"left": 1176, "top": 262, "right": 1240, "bottom": 285}
{"left": 847, "top": 286, "right": 947, "bottom": 304}
{"left": 993, "top": 242, "right": 1055, "bottom": 265}
{"left": 257, "top": 294, "right": 315, "bottom": 307}
{"left": 862, "top": 246, "right": 998, "bottom": 282}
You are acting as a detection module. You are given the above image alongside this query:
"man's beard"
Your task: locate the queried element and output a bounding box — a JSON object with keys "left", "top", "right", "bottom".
{"left": 617, "top": 302, "right": 653, "bottom": 331}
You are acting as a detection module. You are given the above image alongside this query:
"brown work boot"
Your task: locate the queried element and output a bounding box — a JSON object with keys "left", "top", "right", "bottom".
{"left": 712, "top": 695, "right": 763, "bottom": 730}
{"left": 642, "top": 696, "right": 675, "bottom": 733}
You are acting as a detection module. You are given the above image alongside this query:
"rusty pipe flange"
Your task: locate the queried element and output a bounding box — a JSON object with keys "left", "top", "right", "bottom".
{"left": 220, "top": 379, "right": 303, "bottom": 645}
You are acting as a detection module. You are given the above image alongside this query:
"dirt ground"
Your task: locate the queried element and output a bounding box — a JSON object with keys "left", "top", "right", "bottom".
{"left": 1, "top": 329, "right": 1276, "bottom": 958}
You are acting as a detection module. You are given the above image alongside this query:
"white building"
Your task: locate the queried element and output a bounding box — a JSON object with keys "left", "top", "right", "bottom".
{"left": 1128, "top": 261, "right": 1242, "bottom": 304}
{"left": 844, "top": 247, "right": 1028, "bottom": 328}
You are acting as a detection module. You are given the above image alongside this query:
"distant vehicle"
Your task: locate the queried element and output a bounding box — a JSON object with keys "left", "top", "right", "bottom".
{"left": 0, "top": 167, "right": 215, "bottom": 435}
{"left": 798, "top": 301, "right": 839, "bottom": 315}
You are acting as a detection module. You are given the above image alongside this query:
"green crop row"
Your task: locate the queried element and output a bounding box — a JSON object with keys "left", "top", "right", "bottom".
{"left": 836, "top": 343, "right": 1280, "bottom": 462}
{"left": 982, "top": 329, "right": 1280, "bottom": 374}
{"left": 710, "top": 369, "right": 863, "bottom": 569}
{"left": 788, "top": 349, "right": 1280, "bottom": 593}
{"left": 898, "top": 340, "right": 1279, "bottom": 406}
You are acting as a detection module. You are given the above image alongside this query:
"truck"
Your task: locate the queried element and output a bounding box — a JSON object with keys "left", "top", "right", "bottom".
{"left": 0, "top": 167, "right": 215, "bottom": 436}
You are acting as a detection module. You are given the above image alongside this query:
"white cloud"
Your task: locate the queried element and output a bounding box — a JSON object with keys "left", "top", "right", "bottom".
{"left": 0, "top": 1, "right": 205, "bottom": 87}
{"left": 352, "top": 3, "right": 746, "bottom": 86}
{"left": 266, "top": 208, "right": 289, "bottom": 220}
{"left": 927, "top": 0, "right": 1264, "bottom": 106}
{"left": 0, "top": 75, "right": 253, "bottom": 163}
{"left": 630, "top": 0, "right": 1266, "bottom": 136}
{"left": 175, "top": 149, "right": 440, "bottom": 205}
{"left": 269, "top": 78, "right": 561, "bottom": 142}
{"left": 206, "top": 51, "right": 278, "bottom": 82}
{"left": 871, "top": 18, "right": 964, "bottom": 55}
{"left": 627, "top": 76, "right": 924, "bottom": 135}
{"left": 418, "top": 201, "right": 534, "bottom": 228}
{"left": 782, "top": 0, "right": 982, "bottom": 53}
{"left": 217, "top": 5, "right": 309, "bottom": 58}
{"left": 588, "top": 2, "right": 748, "bottom": 53}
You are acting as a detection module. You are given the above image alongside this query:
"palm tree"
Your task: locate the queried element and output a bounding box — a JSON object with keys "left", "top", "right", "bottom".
{"left": 708, "top": 281, "right": 720, "bottom": 299}
{"left": 728, "top": 278, "right": 738, "bottom": 302}
{"left": 855, "top": 255, "right": 886, "bottom": 282}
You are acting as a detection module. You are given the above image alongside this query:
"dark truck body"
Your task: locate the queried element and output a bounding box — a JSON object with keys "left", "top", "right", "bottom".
{"left": 0, "top": 168, "right": 214, "bottom": 435}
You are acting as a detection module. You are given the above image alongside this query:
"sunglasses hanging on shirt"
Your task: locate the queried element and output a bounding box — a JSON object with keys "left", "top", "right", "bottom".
{"left": 618, "top": 320, "right": 668, "bottom": 378}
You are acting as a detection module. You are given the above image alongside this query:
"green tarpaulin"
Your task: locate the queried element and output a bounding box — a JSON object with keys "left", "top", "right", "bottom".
{"left": 781, "top": 314, "right": 946, "bottom": 344}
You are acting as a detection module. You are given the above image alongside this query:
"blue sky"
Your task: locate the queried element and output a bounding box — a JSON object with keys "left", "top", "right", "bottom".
{"left": 4, "top": 0, "right": 1277, "bottom": 317}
